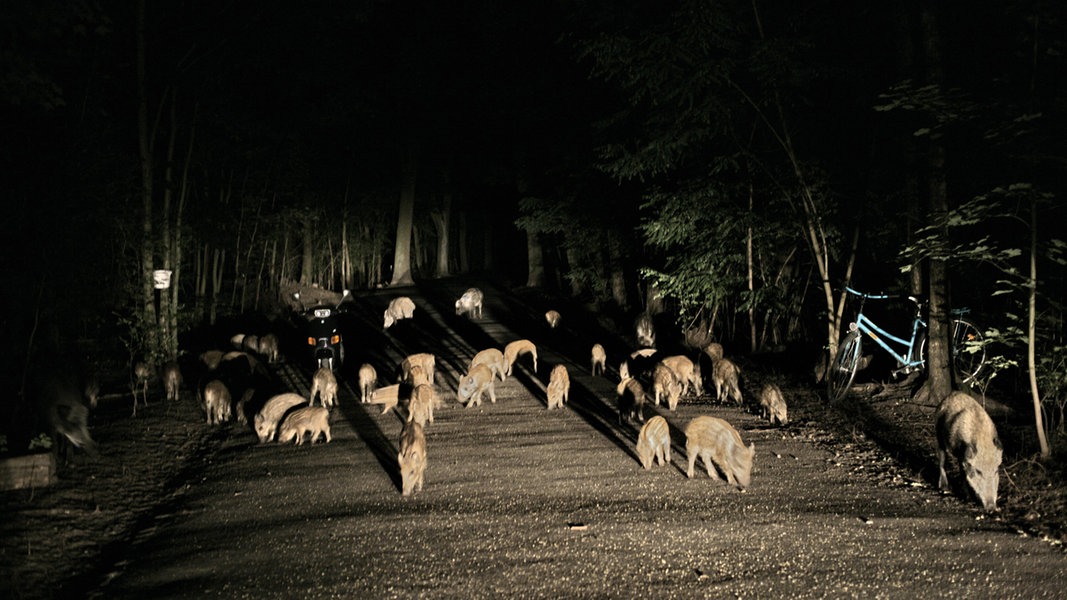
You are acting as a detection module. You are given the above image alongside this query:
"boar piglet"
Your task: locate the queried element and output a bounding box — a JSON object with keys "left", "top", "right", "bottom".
{"left": 383, "top": 296, "right": 416, "bottom": 329}
{"left": 255, "top": 393, "right": 308, "bottom": 443}
{"left": 759, "top": 383, "right": 788, "bottom": 426}
{"left": 277, "top": 406, "right": 332, "bottom": 445}
{"left": 310, "top": 367, "right": 338, "bottom": 408}
{"left": 637, "top": 415, "right": 671, "bottom": 470}
{"left": 936, "top": 391, "right": 1002, "bottom": 512}
{"left": 546, "top": 364, "right": 570, "bottom": 409}
{"left": 458, "top": 364, "right": 496, "bottom": 407}
{"left": 685, "top": 416, "right": 755, "bottom": 490}
{"left": 398, "top": 421, "right": 427, "bottom": 496}
{"left": 455, "top": 287, "right": 484, "bottom": 318}
{"left": 616, "top": 377, "right": 647, "bottom": 424}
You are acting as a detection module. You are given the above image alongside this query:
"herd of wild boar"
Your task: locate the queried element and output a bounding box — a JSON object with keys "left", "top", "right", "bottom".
{"left": 48, "top": 286, "right": 1001, "bottom": 511}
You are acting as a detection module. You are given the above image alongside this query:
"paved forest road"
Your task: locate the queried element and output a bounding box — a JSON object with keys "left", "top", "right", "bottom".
{"left": 85, "top": 280, "right": 1065, "bottom": 599}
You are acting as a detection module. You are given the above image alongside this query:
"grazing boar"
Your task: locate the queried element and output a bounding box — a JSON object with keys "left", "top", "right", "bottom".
{"left": 310, "top": 367, "right": 338, "bottom": 408}
{"left": 622, "top": 348, "right": 660, "bottom": 381}
{"left": 635, "top": 313, "right": 656, "bottom": 348}
{"left": 458, "top": 364, "right": 497, "bottom": 407}
{"left": 616, "top": 377, "right": 647, "bottom": 424}
{"left": 257, "top": 333, "right": 280, "bottom": 363}
{"left": 503, "top": 339, "right": 538, "bottom": 377}
{"left": 546, "top": 364, "right": 571, "bottom": 409}
{"left": 759, "top": 383, "right": 788, "bottom": 426}
{"left": 455, "top": 287, "right": 484, "bottom": 318}
{"left": 408, "top": 383, "right": 436, "bottom": 426}
{"left": 398, "top": 420, "right": 427, "bottom": 496}
{"left": 202, "top": 379, "right": 232, "bottom": 425}
{"left": 200, "top": 350, "right": 224, "bottom": 371}
{"left": 132, "top": 360, "right": 150, "bottom": 416}
{"left": 277, "top": 406, "right": 332, "bottom": 445}
{"left": 652, "top": 363, "right": 683, "bottom": 411}
{"left": 40, "top": 374, "right": 98, "bottom": 460}
{"left": 712, "top": 357, "right": 743, "bottom": 406}
{"left": 242, "top": 334, "right": 260, "bottom": 355}
{"left": 545, "top": 310, "right": 562, "bottom": 329}
{"left": 470, "top": 348, "right": 506, "bottom": 382}
{"left": 230, "top": 333, "right": 246, "bottom": 350}
{"left": 255, "top": 392, "right": 308, "bottom": 442}
{"left": 236, "top": 388, "right": 255, "bottom": 426}
{"left": 685, "top": 415, "right": 755, "bottom": 490}
{"left": 591, "top": 343, "right": 607, "bottom": 376}
{"left": 401, "top": 353, "right": 436, "bottom": 386}
{"left": 703, "top": 342, "right": 724, "bottom": 363}
{"left": 162, "top": 361, "right": 182, "bottom": 403}
{"left": 936, "top": 391, "right": 1002, "bottom": 512}
{"left": 358, "top": 363, "right": 378, "bottom": 403}
{"left": 660, "top": 355, "right": 700, "bottom": 396}
{"left": 637, "top": 415, "right": 671, "bottom": 470}
{"left": 368, "top": 384, "right": 406, "bottom": 415}
{"left": 383, "top": 296, "right": 416, "bottom": 329}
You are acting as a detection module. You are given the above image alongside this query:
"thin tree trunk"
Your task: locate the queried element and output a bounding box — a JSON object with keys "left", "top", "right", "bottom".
{"left": 458, "top": 212, "right": 469, "bottom": 273}
{"left": 432, "top": 193, "right": 452, "bottom": 278}
{"left": 136, "top": 0, "right": 158, "bottom": 362}
{"left": 390, "top": 146, "right": 417, "bottom": 286}
{"left": 1028, "top": 198, "right": 1050, "bottom": 456}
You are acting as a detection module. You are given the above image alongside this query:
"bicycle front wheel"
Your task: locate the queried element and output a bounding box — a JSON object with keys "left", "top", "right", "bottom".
{"left": 827, "top": 330, "right": 862, "bottom": 403}
{"left": 951, "top": 318, "right": 985, "bottom": 383}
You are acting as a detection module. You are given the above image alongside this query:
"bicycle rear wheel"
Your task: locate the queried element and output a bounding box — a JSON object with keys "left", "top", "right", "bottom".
{"left": 950, "top": 318, "right": 985, "bottom": 382}
{"left": 827, "top": 330, "right": 862, "bottom": 403}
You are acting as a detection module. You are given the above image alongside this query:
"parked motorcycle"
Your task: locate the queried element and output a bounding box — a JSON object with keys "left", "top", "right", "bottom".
{"left": 293, "top": 289, "right": 351, "bottom": 371}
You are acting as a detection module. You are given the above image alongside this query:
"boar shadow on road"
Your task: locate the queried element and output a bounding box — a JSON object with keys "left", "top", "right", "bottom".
{"left": 336, "top": 396, "right": 403, "bottom": 491}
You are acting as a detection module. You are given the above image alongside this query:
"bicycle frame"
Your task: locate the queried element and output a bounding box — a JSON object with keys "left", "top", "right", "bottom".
{"left": 846, "top": 287, "right": 926, "bottom": 372}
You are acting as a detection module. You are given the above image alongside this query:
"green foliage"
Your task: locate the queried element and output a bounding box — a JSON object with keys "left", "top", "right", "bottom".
{"left": 28, "top": 433, "right": 53, "bottom": 452}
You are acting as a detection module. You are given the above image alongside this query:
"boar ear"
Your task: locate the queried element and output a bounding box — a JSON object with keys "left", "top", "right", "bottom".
{"left": 993, "top": 435, "right": 1003, "bottom": 450}
{"left": 962, "top": 443, "right": 977, "bottom": 462}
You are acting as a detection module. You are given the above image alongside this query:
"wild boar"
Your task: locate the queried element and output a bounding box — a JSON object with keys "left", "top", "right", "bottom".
{"left": 455, "top": 287, "right": 484, "bottom": 318}
{"left": 652, "top": 363, "right": 683, "bottom": 411}
{"left": 242, "top": 334, "right": 260, "bottom": 355}
{"left": 40, "top": 374, "right": 98, "bottom": 460}
{"left": 398, "top": 420, "right": 427, "bottom": 496}
{"left": 503, "top": 339, "right": 538, "bottom": 377}
{"left": 621, "top": 348, "right": 660, "bottom": 381}
{"left": 401, "top": 353, "right": 436, "bottom": 386}
{"left": 383, "top": 296, "right": 417, "bottom": 329}
{"left": 310, "top": 367, "right": 338, "bottom": 409}
{"left": 591, "top": 343, "right": 607, "bottom": 376}
{"left": 617, "top": 377, "right": 647, "bottom": 424}
{"left": 685, "top": 415, "right": 755, "bottom": 490}
{"left": 255, "top": 392, "right": 308, "bottom": 443}
{"left": 458, "top": 364, "right": 497, "bottom": 407}
{"left": 368, "top": 384, "right": 406, "bottom": 415}
{"left": 202, "top": 379, "right": 232, "bottom": 425}
{"left": 545, "top": 310, "right": 562, "bottom": 329}
{"left": 637, "top": 415, "right": 671, "bottom": 470}
{"left": 277, "top": 406, "right": 332, "bottom": 445}
{"left": 132, "top": 360, "right": 151, "bottom": 416}
{"left": 230, "top": 333, "right": 246, "bottom": 350}
{"left": 257, "top": 333, "right": 280, "bottom": 363}
{"left": 546, "top": 364, "right": 571, "bottom": 409}
{"left": 660, "top": 355, "right": 700, "bottom": 397}
{"left": 235, "top": 388, "right": 255, "bottom": 426}
{"left": 759, "top": 383, "right": 788, "bottom": 426}
{"left": 635, "top": 313, "right": 656, "bottom": 348}
{"left": 703, "top": 342, "right": 724, "bottom": 363}
{"left": 712, "top": 357, "right": 743, "bottom": 406}
{"left": 936, "top": 391, "right": 1002, "bottom": 512}
{"left": 408, "top": 383, "right": 436, "bottom": 426}
{"left": 162, "top": 361, "right": 182, "bottom": 403}
{"left": 358, "top": 363, "right": 378, "bottom": 403}
{"left": 470, "top": 348, "right": 506, "bottom": 382}
{"left": 200, "top": 349, "right": 224, "bottom": 371}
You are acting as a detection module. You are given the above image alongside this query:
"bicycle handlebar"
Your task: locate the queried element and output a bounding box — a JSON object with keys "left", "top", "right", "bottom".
{"left": 845, "top": 286, "right": 925, "bottom": 307}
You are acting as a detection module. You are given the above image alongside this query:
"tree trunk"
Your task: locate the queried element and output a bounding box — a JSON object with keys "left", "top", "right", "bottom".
{"left": 607, "top": 232, "right": 629, "bottom": 310}
{"left": 1028, "top": 198, "right": 1050, "bottom": 456}
{"left": 300, "top": 214, "right": 313, "bottom": 286}
{"left": 390, "top": 146, "right": 417, "bottom": 286}
{"left": 136, "top": 0, "right": 158, "bottom": 362}
{"left": 432, "top": 193, "right": 452, "bottom": 278}
{"left": 458, "top": 212, "right": 469, "bottom": 273}
{"left": 525, "top": 231, "right": 545, "bottom": 288}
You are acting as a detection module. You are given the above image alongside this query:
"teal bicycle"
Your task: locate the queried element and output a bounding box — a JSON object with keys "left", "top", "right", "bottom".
{"left": 827, "top": 287, "right": 986, "bottom": 402}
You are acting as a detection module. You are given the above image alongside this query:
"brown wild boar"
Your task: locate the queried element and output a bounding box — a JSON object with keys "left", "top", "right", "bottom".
{"left": 242, "top": 334, "right": 260, "bottom": 355}
{"left": 652, "top": 363, "right": 683, "bottom": 411}
{"left": 408, "top": 383, "right": 436, "bottom": 426}
{"left": 637, "top": 415, "right": 671, "bottom": 470}
{"left": 591, "top": 343, "right": 607, "bottom": 376}
{"left": 470, "top": 348, "right": 506, "bottom": 382}
{"left": 712, "top": 357, "right": 743, "bottom": 406}
{"left": 310, "top": 367, "right": 338, "bottom": 408}
{"left": 545, "top": 310, "right": 562, "bottom": 329}
{"left": 40, "top": 374, "right": 98, "bottom": 460}
{"left": 616, "top": 377, "right": 647, "bottom": 424}
{"left": 132, "top": 360, "right": 150, "bottom": 416}
{"left": 503, "top": 339, "right": 538, "bottom": 377}
{"left": 255, "top": 392, "right": 308, "bottom": 442}
{"left": 358, "top": 363, "right": 378, "bottom": 403}
{"left": 200, "top": 350, "right": 224, "bottom": 371}
{"left": 235, "top": 388, "right": 255, "bottom": 426}
{"left": 703, "top": 342, "right": 724, "bottom": 363}
{"left": 635, "top": 313, "right": 656, "bottom": 348}
{"left": 546, "top": 364, "right": 571, "bottom": 409}
{"left": 401, "top": 353, "right": 436, "bottom": 386}
{"left": 257, "top": 333, "right": 280, "bottom": 363}
{"left": 383, "top": 296, "right": 417, "bottom": 329}
{"left": 162, "top": 361, "right": 182, "bottom": 403}
{"left": 458, "top": 364, "right": 497, "bottom": 407}
{"left": 230, "top": 333, "right": 246, "bottom": 349}
{"left": 660, "top": 355, "right": 700, "bottom": 396}
{"left": 368, "top": 384, "right": 406, "bottom": 415}
{"left": 398, "top": 420, "right": 427, "bottom": 496}
{"left": 455, "top": 287, "right": 484, "bottom": 318}
{"left": 685, "top": 415, "right": 755, "bottom": 490}
{"left": 202, "top": 379, "right": 232, "bottom": 425}
{"left": 936, "top": 391, "right": 1002, "bottom": 512}
{"left": 277, "top": 406, "right": 332, "bottom": 445}
{"left": 759, "top": 383, "right": 788, "bottom": 426}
